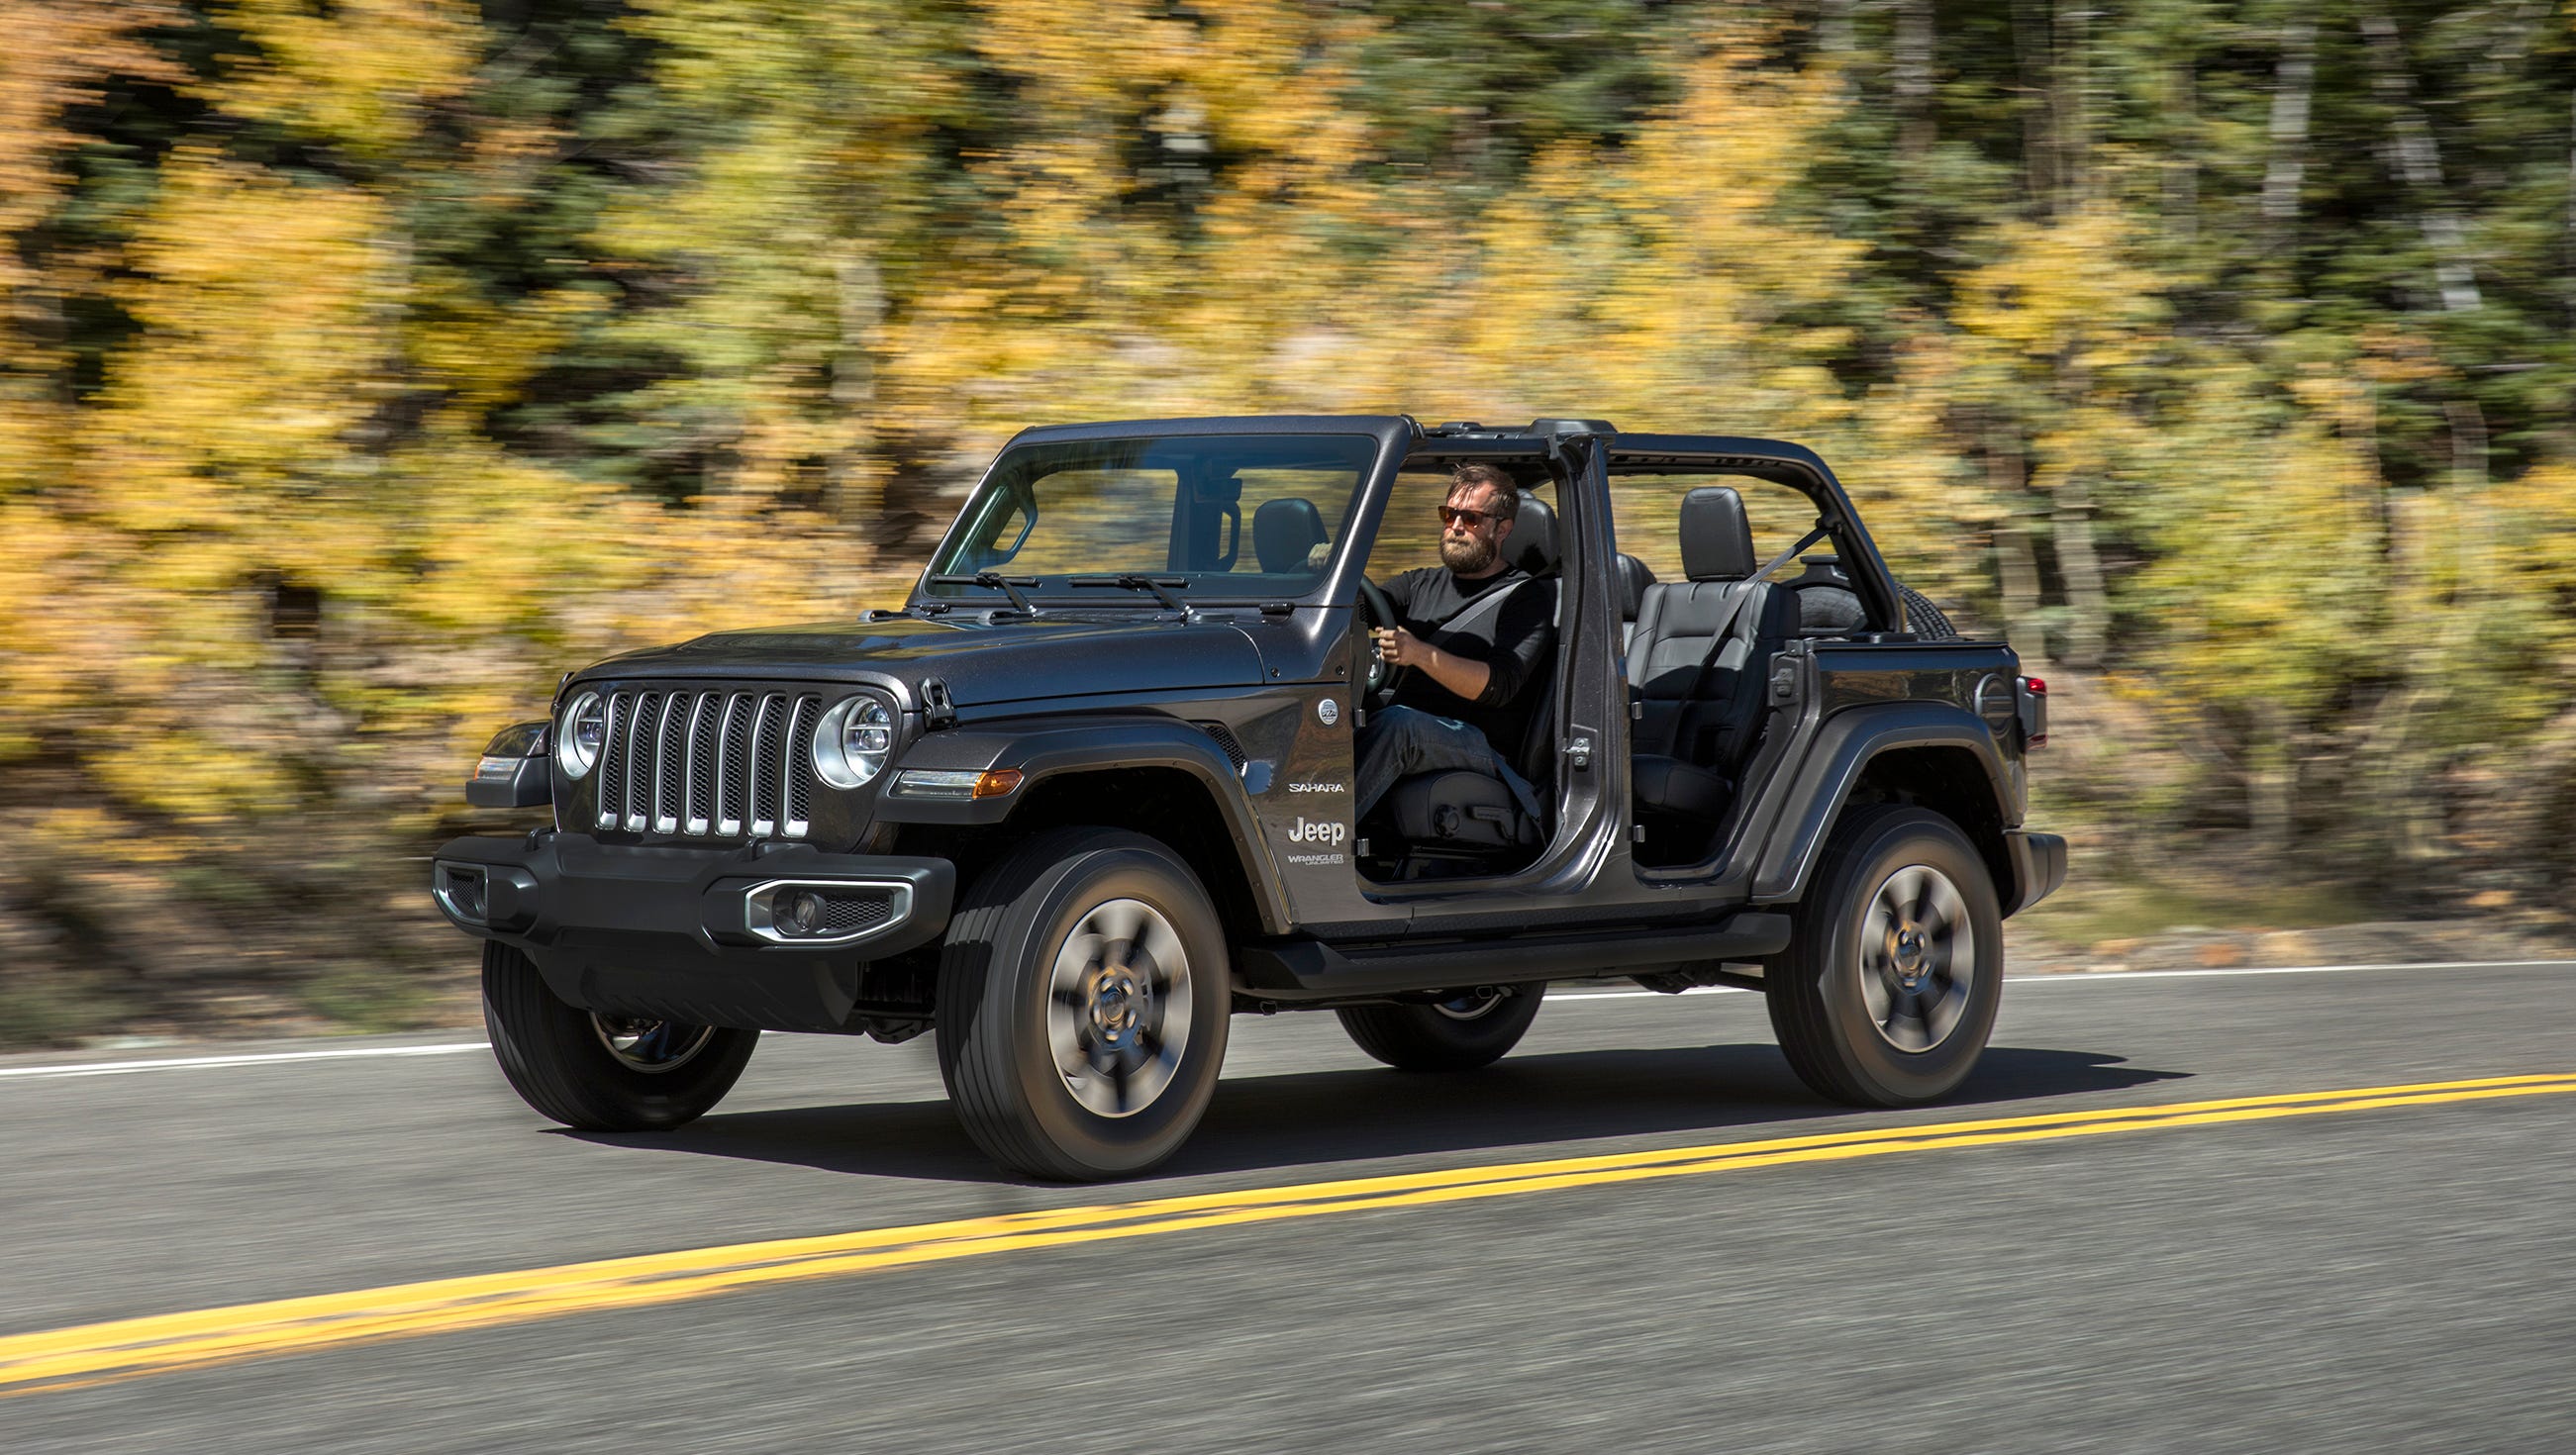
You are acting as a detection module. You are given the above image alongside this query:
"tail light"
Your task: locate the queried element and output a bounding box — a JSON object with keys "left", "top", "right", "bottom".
{"left": 2018, "top": 676, "right": 2048, "bottom": 748}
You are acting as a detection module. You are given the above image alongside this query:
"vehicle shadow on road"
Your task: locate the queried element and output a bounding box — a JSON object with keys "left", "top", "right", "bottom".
{"left": 576, "top": 1043, "right": 2188, "bottom": 1188}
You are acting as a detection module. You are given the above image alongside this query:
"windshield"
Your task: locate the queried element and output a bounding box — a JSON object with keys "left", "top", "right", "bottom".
{"left": 924, "top": 434, "right": 1378, "bottom": 601}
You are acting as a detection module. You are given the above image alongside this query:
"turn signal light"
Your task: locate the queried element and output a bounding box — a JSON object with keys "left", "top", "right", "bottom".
{"left": 890, "top": 767, "right": 1025, "bottom": 801}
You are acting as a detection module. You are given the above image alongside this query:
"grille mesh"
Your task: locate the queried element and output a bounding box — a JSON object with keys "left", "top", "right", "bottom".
{"left": 1192, "top": 721, "right": 1248, "bottom": 772}
{"left": 822, "top": 893, "right": 894, "bottom": 931}
{"left": 784, "top": 697, "right": 818, "bottom": 831}
{"left": 751, "top": 701, "right": 783, "bottom": 831}
{"left": 594, "top": 686, "right": 825, "bottom": 840}
{"left": 654, "top": 695, "right": 686, "bottom": 831}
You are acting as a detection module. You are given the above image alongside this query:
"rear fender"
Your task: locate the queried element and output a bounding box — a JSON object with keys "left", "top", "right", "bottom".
{"left": 1751, "top": 703, "right": 2017, "bottom": 905}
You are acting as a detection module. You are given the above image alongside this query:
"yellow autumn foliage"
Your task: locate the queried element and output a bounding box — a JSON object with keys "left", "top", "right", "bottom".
{"left": 3, "top": 0, "right": 2572, "bottom": 1038}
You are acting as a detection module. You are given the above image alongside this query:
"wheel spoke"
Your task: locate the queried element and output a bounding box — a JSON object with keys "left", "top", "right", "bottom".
{"left": 1883, "top": 866, "right": 1929, "bottom": 926}
{"left": 1922, "top": 874, "right": 1966, "bottom": 936}
{"left": 1137, "top": 912, "right": 1186, "bottom": 985}
{"left": 1090, "top": 900, "right": 1148, "bottom": 953}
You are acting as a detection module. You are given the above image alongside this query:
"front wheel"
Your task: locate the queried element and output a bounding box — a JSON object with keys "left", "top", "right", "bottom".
{"left": 1338, "top": 984, "right": 1545, "bottom": 1072}
{"left": 937, "top": 828, "right": 1233, "bottom": 1181}
{"left": 480, "top": 941, "right": 759, "bottom": 1131}
{"left": 1766, "top": 806, "right": 2002, "bottom": 1106}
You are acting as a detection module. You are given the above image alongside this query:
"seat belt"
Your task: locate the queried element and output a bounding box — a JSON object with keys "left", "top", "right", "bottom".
{"left": 1425, "top": 571, "right": 1536, "bottom": 641}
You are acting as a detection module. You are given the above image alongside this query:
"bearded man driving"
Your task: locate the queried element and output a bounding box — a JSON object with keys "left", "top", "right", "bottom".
{"left": 1354, "top": 463, "right": 1557, "bottom": 827}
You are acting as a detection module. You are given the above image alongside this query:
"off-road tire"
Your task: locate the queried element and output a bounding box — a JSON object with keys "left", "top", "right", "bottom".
{"left": 1767, "top": 805, "right": 2002, "bottom": 1106}
{"left": 936, "top": 828, "right": 1232, "bottom": 1181}
{"left": 1337, "top": 984, "right": 1546, "bottom": 1072}
{"left": 480, "top": 941, "right": 758, "bottom": 1131}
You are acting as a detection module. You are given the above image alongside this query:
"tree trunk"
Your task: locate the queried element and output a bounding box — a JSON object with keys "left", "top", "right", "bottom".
{"left": 2359, "top": 9, "right": 2482, "bottom": 312}
{"left": 2052, "top": 473, "right": 2110, "bottom": 669}
{"left": 2164, "top": 48, "right": 2200, "bottom": 244}
{"left": 1987, "top": 436, "right": 2047, "bottom": 663}
{"left": 2054, "top": 0, "right": 2092, "bottom": 209}
{"left": 2259, "top": 19, "right": 2317, "bottom": 245}
{"left": 1817, "top": 0, "right": 1858, "bottom": 78}
{"left": 830, "top": 249, "right": 882, "bottom": 533}
{"left": 1893, "top": 0, "right": 1935, "bottom": 162}
{"left": 2012, "top": 0, "right": 2055, "bottom": 215}
{"left": 2248, "top": 700, "right": 2295, "bottom": 858}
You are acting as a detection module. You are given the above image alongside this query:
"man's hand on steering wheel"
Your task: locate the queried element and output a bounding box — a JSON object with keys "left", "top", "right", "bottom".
{"left": 1370, "top": 625, "right": 1430, "bottom": 668}
{"left": 1355, "top": 574, "right": 1408, "bottom": 704}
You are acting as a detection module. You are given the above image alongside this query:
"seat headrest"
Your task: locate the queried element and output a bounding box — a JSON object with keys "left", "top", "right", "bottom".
{"left": 1678, "top": 486, "right": 1755, "bottom": 581}
{"left": 1252, "top": 496, "right": 1326, "bottom": 573}
{"left": 1615, "top": 553, "right": 1656, "bottom": 622}
{"left": 1509, "top": 494, "right": 1559, "bottom": 575}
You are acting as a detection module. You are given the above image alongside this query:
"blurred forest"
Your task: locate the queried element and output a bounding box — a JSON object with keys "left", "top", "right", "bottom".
{"left": 5, "top": 0, "right": 2576, "bottom": 1041}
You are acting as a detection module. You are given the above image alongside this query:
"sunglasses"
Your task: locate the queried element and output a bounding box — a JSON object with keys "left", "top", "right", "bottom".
{"left": 1437, "top": 506, "right": 1508, "bottom": 528}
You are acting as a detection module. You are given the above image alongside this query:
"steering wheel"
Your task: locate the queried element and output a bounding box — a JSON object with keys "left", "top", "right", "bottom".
{"left": 1354, "top": 574, "right": 1409, "bottom": 704}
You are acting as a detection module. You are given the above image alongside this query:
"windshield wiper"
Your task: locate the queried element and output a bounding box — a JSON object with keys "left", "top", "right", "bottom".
{"left": 928, "top": 572, "right": 1041, "bottom": 617}
{"left": 1068, "top": 574, "right": 1188, "bottom": 613}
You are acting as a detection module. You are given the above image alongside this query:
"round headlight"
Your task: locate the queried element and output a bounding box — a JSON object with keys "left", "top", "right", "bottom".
{"left": 813, "top": 695, "right": 895, "bottom": 790}
{"left": 555, "top": 692, "right": 604, "bottom": 779}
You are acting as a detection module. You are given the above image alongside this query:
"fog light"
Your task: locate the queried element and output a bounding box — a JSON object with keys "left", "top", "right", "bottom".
{"left": 781, "top": 891, "right": 826, "bottom": 936}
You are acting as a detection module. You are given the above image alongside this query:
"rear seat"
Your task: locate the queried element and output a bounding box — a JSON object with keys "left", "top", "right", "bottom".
{"left": 1626, "top": 487, "right": 1793, "bottom": 828}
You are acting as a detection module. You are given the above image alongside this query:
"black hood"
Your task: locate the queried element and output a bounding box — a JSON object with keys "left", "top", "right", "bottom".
{"left": 581, "top": 614, "right": 1267, "bottom": 708}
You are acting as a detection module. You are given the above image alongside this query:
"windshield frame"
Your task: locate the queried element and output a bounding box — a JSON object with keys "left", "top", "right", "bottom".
{"left": 913, "top": 417, "right": 1416, "bottom": 610}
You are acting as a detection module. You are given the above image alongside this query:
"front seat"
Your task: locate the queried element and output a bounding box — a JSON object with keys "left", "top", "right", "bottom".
{"left": 1369, "top": 491, "right": 1561, "bottom": 876}
{"left": 1626, "top": 487, "right": 1792, "bottom": 832}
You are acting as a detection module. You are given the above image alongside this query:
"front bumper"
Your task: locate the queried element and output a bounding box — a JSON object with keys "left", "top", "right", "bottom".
{"left": 430, "top": 834, "right": 954, "bottom": 1031}
{"left": 2002, "top": 829, "right": 2069, "bottom": 918}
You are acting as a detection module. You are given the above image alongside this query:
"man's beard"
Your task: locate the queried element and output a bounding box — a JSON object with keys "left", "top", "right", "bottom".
{"left": 1440, "top": 532, "right": 1499, "bottom": 574}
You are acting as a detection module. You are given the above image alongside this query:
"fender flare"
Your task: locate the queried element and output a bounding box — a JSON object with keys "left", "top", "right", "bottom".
{"left": 1750, "top": 702, "right": 2019, "bottom": 905}
{"left": 879, "top": 716, "right": 1290, "bottom": 933}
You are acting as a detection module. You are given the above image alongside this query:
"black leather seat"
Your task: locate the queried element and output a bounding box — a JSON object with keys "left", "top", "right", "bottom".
{"left": 1509, "top": 493, "right": 1559, "bottom": 578}
{"left": 1615, "top": 552, "right": 1655, "bottom": 649}
{"left": 1252, "top": 496, "right": 1326, "bottom": 573}
{"left": 1369, "top": 492, "right": 1561, "bottom": 875}
{"left": 1627, "top": 487, "right": 1793, "bottom": 832}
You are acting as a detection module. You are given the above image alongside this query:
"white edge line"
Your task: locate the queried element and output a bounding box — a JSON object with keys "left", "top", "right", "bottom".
{"left": 0, "top": 1044, "right": 493, "bottom": 1081}
{"left": 2001, "top": 958, "right": 2576, "bottom": 982}
{"left": 1552, "top": 956, "right": 2576, "bottom": 999}
{"left": 8, "top": 959, "right": 2570, "bottom": 1081}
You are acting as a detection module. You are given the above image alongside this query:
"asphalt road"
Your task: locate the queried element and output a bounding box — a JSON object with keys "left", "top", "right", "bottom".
{"left": 3, "top": 960, "right": 2571, "bottom": 1453}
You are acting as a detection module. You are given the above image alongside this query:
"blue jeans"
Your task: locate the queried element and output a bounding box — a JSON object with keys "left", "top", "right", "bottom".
{"left": 1353, "top": 706, "right": 1543, "bottom": 824}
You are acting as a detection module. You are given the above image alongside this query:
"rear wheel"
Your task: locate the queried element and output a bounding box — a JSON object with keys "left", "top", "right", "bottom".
{"left": 1338, "top": 983, "right": 1545, "bottom": 1072}
{"left": 480, "top": 941, "right": 758, "bottom": 1131}
{"left": 1766, "top": 805, "right": 2002, "bottom": 1106}
{"left": 937, "top": 828, "right": 1232, "bottom": 1181}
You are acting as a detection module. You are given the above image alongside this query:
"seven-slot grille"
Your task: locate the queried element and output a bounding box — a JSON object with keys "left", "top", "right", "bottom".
{"left": 594, "top": 689, "right": 823, "bottom": 839}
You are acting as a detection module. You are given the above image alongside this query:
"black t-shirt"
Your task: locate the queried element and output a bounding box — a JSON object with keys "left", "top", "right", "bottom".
{"left": 1382, "top": 565, "right": 1558, "bottom": 758}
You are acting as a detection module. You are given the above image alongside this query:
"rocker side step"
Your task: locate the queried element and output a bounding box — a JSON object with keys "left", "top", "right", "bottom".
{"left": 1235, "top": 912, "right": 1792, "bottom": 1005}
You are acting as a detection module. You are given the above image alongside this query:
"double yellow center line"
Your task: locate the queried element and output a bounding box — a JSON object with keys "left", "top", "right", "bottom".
{"left": 6, "top": 1072, "right": 2571, "bottom": 1397}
